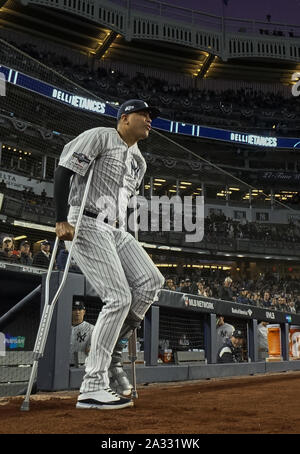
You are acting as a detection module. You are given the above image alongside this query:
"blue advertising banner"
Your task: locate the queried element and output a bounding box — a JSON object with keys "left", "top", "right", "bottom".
{"left": 1, "top": 64, "right": 299, "bottom": 150}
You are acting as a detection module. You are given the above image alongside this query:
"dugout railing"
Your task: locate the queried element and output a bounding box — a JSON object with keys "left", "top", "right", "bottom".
{"left": 1, "top": 266, "right": 300, "bottom": 395}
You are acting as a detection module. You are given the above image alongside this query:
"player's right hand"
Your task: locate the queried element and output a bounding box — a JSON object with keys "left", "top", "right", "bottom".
{"left": 55, "top": 222, "right": 75, "bottom": 241}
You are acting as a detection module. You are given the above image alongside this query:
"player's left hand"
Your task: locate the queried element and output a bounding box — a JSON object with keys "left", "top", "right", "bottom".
{"left": 55, "top": 221, "right": 75, "bottom": 241}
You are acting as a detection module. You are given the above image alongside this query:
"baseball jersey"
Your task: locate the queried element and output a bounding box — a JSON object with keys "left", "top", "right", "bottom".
{"left": 216, "top": 322, "right": 235, "bottom": 350}
{"left": 58, "top": 127, "right": 147, "bottom": 228}
{"left": 70, "top": 321, "right": 94, "bottom": 364}
{"left": 217, "top": 339, "right": 240, "bottom": 363}
{"left": 257, "top": 323, "right": 269, "bottom": 351}
{"left": 291, "top": 332, "right": 300, "bottom": 358}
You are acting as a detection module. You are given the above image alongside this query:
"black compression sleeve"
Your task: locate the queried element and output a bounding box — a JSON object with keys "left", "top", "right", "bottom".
{"left": 54, "top": 166, "right": 75, "bottom": 222}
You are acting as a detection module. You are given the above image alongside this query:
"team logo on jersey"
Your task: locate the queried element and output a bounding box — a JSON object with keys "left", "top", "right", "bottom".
{"left": 131, "top": 159, "right": 140, "bottom": 178}
{"left": 77, "top": 331, "right": 87, "bottom": 343}
{"left": 73, "top": 152, "right": 91, "bottom": 164}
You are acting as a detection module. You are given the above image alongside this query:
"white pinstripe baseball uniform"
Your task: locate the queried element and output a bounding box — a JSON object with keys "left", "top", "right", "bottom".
{"left": 70, "top": 321, "right": 94, "bottom": 365}
{"left": 216, "top": 322, "right": 235, "bottom": 350}
{"left": 59, "top": 127, "right": 164, "bottom": 393}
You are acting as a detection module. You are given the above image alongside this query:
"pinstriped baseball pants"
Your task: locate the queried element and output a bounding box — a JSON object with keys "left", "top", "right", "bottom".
{"left": 66, "top": 210, "right": 165, "bottom": 393}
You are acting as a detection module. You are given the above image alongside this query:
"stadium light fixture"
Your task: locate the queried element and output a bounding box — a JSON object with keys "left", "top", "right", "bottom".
{"left": 13, "top": 220, "right": 55, "bottom": 232}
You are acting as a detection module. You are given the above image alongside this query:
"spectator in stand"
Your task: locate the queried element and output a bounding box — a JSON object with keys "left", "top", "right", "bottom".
{"left": 250, "top": 291, "right": 261, "bottom": 307}
{"left": 176, "top": 279, "right": 186, "bottom": 292}
{"left": 270, "top": 295, "right": 280, "bottom": 311}
{"left": 17, "top": 240, "right": 33, "bottom": 266}
{"left": 218, "top": 277, "right": 233, "bottom": 301}
{"left": 278, "top": 295, "right": 289, "bottom": 312}
{"left": 260, "top": 291, "right": 272, "bottom": 308}
{"left": 164, "top": 278, "right": 176, "bottom": 291}
{"left": 0, "top": 237, "right": 18, "bottom": 263}
{"left": 180, "top": 277, "right": 198, "bottom": 295}
{"left": 32, "top": 240, "right": 51, "bottom": 268}
{"left": 196, "top": 279, "right": 206, "bottom": 296}
{"left": 287, "top": 298, "right": 296, "bottom": 314}
{"left": 237, "top": 288, "right": 250, "bottom": 305}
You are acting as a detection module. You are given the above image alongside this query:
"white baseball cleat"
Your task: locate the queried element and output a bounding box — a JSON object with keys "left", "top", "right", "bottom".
{"left": 76, "top": 388, "right": 134, "bottom": 410}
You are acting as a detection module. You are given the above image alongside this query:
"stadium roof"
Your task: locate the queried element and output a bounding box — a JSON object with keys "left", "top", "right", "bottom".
{"left": 0, "top": 0, "right": 299, "bottom": 85}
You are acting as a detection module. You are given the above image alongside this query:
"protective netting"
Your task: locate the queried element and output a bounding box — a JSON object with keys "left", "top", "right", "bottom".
{"left": 159, "top": 308, "right": 205, "bottom": 358}
{"left": 158, "top": 308, "right": 248, "bottom": 363}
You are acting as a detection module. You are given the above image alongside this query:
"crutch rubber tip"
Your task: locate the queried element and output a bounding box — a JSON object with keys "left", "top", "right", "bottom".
{"left": 20, "top": 401, "right": 30, "bottom": 411}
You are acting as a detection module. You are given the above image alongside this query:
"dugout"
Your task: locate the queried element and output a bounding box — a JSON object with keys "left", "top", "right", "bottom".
{"left": 1, "top": 267, "right": 300, "bottom": 395}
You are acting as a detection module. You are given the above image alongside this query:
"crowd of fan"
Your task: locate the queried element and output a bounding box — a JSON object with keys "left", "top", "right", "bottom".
{"left": 205, "top": 213, "right": 300, "bottom": 243}
{"left": 4, "top": 40, "right": 299, "bottom": 132}
{"left": 0, "top": 235, "right": 79, "bottom": 272}
{"left": 1, "top": 233, "right": 299, "bottom": 313}
{"left": 163, "top": 273, "right": 300, "bottom": 314}
{"left": 2, "top": 181, "right": 300, "bottom": 246}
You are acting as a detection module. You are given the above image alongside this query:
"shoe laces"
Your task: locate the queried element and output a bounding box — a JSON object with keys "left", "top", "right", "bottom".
{"left": 104, "top": 387, "right": 119, "bottom": 397}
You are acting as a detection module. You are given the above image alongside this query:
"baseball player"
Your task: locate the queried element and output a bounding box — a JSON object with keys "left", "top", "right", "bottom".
{"left": 54, "top": 99, "right": 165, "bottom": 410}
{"left": 257, "top": 321, "right": 269, "bottom": 361}
{"left": 217, "top": 329, "right": 244, "bottom": 363}
{"left": 216, "top": 315, "right": 235, "bottom": 351}
{"left": 70, "top": 300, "right": 94, "bottom": 366}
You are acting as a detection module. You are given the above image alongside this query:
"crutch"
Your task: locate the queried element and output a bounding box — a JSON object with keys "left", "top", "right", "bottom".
{"left": 20, "top": 161, "right": 95, "bottom": 411}
{"left": 128, "top": 329, "right": 138, "bottom": 399}
{"left": 128, "top": 195, "right": 139, "bottom": 399}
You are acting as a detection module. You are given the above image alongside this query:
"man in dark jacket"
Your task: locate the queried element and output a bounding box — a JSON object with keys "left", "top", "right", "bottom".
{"left": 18, "top": 240, "right": 33, "bottom": 266}
{"left": 217, "top": 329, "right": 244, "bottom": 363}
{"left": 32, "top": 240, "right": 51, "bottom": 268}
{"left": 218, "top": 277, "right": 233, "bottom": 301}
